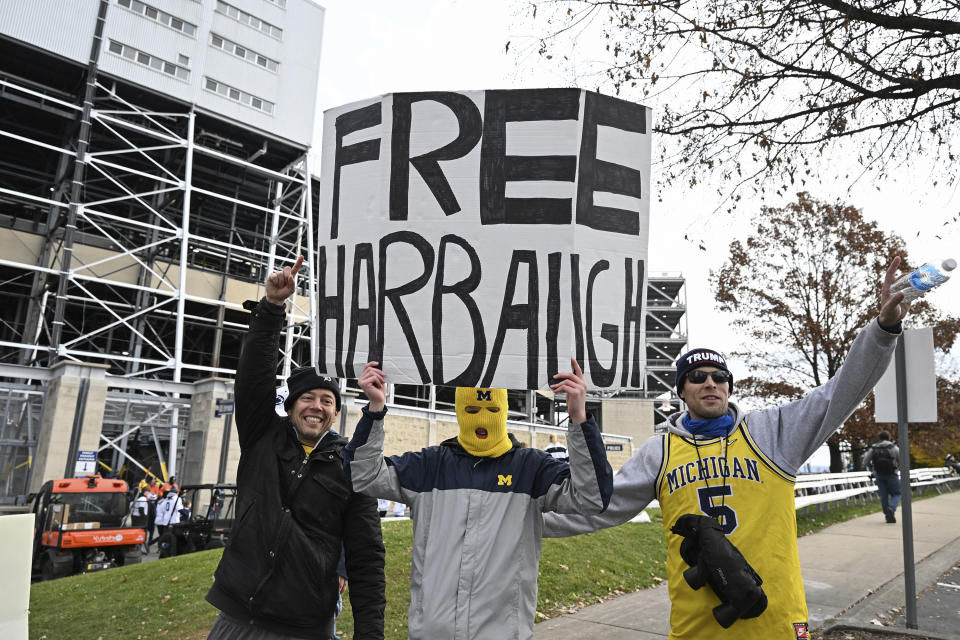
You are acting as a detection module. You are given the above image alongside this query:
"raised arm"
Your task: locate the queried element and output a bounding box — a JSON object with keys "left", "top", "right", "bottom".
{"left": 748, "top": 257, "right": 911, "bottom": 474}
{"left": 538, "top": 358, "right": 613, "bottom": 515}
{"left": 343, "top": 362, "right": 406, "bottom": 503}
{"left": 235, "top": 256, "right": 303, "bottom": 450}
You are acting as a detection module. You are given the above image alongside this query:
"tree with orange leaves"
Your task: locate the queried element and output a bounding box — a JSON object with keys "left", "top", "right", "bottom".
{"left": 712, "top": 192, "right": 959, "bottom": 471}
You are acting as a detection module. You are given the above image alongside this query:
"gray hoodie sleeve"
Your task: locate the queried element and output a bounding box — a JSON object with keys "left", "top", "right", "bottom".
{"left": 746, "top": 320, "right": 899, "bottom": 476}
{"left": 542, "top": 434, "right": 664, "bottom": 537}
{"left": 344, "top": 407, "right": 408, "bottom": 504}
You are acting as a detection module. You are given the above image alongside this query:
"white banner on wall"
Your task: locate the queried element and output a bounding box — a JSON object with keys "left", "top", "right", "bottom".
{"left": 317, "top": 89, "right": 651, "bottom": 390}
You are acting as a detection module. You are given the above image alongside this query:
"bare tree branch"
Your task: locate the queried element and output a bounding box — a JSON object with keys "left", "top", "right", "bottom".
{"left": 520, "top": 0, "right": 960, "bottom": 205}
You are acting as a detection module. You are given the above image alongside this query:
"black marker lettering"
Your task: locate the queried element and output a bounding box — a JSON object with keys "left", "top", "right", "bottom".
{"left": 576, "top": 91, "right": 646, "bottom": 235}
{"left": 377, "top": 231, "right": 435, "bottom": 382}
{"left": 482, "top": 250, "right": 539, "bottom": 388}
{"left": 569, "top": 254, "right": 585, "bottom": 367}
{"left": 432, "top": 235, "right": 486, "bottom": 386}
{"left": 586, "top": 259, "right": 618, "bottom": 387}
{"left": 316, "top": 245, "right": 346, "bottom": 377}
{"left": 480, "top": 89, "right": 580, "bottom": 226}
{"left": 390, "top": 92, "right": 482, "bottom": 220}
{"left": 546, "top": 252, "right": 562, "bottom": 383}
{"left": 332, "top": 102, "right": 381, "bottom": 240}
{"left": 346, "top": 243, "right": 376, "bottom": 378}
{"left": 620, "top": 258, "right": 644, "bottom": 387}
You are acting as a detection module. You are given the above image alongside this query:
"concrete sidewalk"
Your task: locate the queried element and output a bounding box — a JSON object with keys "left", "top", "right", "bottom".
{"left": 534, "top": 490, "right": 960, "bottom": 639}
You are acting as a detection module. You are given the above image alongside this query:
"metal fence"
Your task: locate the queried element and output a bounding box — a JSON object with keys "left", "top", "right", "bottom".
{"left": 0, "top": 381, "right": 44, "bottom": 502}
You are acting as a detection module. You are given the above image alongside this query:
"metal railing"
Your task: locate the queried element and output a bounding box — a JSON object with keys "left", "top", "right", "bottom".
{"left": 794, "top": 468, "right": 960, "bottom": 511}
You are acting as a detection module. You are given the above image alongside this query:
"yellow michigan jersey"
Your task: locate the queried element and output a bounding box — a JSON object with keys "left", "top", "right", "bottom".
{"left": 656, "top": 421, "right": 809, "bottom": 640}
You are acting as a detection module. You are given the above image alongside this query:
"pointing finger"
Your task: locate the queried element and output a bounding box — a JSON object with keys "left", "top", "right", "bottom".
{"left": 291, "top": 255, "right": 304, "bottom": 277}
{"left": 570, "top": 356, "right": 583, "bottom": 378}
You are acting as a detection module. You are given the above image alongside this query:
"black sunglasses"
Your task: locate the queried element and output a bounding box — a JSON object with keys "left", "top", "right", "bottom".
{"left": 687, "top": 370, "right": 732, "bottom": 385}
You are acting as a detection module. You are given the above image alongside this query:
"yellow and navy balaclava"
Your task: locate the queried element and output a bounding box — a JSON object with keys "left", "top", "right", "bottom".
{"left": 455, "top": 387, "right": 512, "bottom": 458}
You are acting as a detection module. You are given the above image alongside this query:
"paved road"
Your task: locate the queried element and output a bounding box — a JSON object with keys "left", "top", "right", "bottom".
{"left": 534, "top": 490, "right": 960, "bottom": 639}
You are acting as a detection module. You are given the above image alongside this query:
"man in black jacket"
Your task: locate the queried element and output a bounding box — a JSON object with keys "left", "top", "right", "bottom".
{"left": 205, "top": 256, "right": 385, "bottom": 639}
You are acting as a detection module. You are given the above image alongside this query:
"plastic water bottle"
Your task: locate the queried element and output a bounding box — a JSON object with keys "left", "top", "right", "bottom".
{"left": 890, "top": 258, "right": 957, "bottom": 302}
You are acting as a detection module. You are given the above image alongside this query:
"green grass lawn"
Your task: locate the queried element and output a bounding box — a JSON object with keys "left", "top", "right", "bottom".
{"left": 30, "top": 489, "right": 953, "bottom": 640}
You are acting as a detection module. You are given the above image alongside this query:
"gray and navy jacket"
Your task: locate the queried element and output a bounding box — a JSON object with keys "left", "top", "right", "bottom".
{"left": 345, "top": 406, "right": 613, "bottom": 640}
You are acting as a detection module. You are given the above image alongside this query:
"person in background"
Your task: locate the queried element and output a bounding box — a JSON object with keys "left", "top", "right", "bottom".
{"left": 542, "top": 258, "right": 911, "bottom": 639}
{"left": 945, "top": 453, "right": 960, "bottom": 476}
{"left": 144, "top": 477, "right": 159, "bottom": 547}
{"left": 545, "top": 433, "right": 570, "bottom": 462}
{"left": 178, "top": 498, "right": 192, "bottom": 522}
{"left": 154, "top": 489, "right": 185, "bottom": 557}
{"left": 160, "top": 475, "right": 179, "bottom": 495}
{"left": 131, "top": 489, "right": 150, "bottom": 554}
{"left": 207, "top": 488, "right": 224, "bottom": 520}
{"left": 154, "top": 489, "right": 184, "bottom": 539}
{"left": 863, "top": 430, "right": 901, "bottom": 523}
{"left": 137, "top": 470, "right": 153, "bottom": 494}
{"left": 142, "top": 475, "right": 159, "bottom": 499}
{"left": 131, "top": 489, "right": 150, "bottom": 518}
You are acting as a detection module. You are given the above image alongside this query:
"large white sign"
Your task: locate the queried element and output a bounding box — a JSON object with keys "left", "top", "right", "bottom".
{"left": 317, "top": 89, "right": 651, "bottom": 390}
{"left": 0, "top": 513, "right": 31, "bottom": 639}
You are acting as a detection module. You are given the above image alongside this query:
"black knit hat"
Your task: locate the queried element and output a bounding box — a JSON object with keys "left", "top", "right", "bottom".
{"left": 675, "top": 348, "right": 733, "bottom": 394}
{"left": 284, "top": 366, "right": 342, "bottom": 412}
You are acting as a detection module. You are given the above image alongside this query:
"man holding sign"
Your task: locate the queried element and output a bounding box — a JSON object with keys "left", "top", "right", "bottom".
{"left": 345, "top": 360, "right": 613, "bottom": 639}
{"left": 543, "top": 258, "right": 911, "bottom": 638}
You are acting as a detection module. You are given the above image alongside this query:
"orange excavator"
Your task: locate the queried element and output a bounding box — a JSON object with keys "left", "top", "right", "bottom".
{"left": 30, "top": 476, "right": 146, "bottom": 580}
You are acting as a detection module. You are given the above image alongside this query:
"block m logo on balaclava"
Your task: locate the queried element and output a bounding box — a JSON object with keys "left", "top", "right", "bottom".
{"left": 456, "top": 387, "right": 512, "bottom": 458}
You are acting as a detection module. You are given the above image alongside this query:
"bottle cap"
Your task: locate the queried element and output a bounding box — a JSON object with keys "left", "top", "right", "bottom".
{"left": 943, "top": 258, "right": 957, "bottom": 271}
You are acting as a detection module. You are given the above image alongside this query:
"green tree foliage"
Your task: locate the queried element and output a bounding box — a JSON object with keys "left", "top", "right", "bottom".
{"left": 521, "top": 1, "right": 960, "bottom": 206}
{"left": 710, "top": 192, "right": 959, "bottom": 471}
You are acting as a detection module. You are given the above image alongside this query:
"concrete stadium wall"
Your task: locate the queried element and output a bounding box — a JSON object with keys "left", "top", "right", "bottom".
{"left": 21, "top": 364, "right": 642, "bottom": 495}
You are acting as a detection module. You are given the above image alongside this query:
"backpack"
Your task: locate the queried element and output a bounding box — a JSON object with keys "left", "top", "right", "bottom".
{"left": 872, "top": 444, "right": 896, "bottom": 475}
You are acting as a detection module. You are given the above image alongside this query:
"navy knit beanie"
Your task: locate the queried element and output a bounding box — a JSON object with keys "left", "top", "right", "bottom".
{"left": 675, "top": 348, "right": 733, "bottom": 394}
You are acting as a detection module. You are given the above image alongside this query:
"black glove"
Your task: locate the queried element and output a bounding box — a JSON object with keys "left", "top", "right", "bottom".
{"left": 671, "top": 514, "right": 767, "bottom": 628}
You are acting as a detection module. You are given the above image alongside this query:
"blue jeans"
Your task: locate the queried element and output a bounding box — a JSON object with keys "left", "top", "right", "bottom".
{"left": 875, "top": 473, "right": 901, "bottom": 513}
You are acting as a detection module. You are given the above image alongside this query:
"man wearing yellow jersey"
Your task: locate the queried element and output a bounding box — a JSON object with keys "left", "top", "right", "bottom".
{"left": 543, "top": 258, "right": 912, "bottom": 639}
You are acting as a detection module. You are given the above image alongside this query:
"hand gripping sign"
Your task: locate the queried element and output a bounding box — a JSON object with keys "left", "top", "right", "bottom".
{"left": 317, "top": 89, "right": 651, "bottom": 391}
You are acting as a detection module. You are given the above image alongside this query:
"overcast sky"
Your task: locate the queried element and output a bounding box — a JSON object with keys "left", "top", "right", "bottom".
{"left": 311, "top": 0, "right": 960, "bottom": 377}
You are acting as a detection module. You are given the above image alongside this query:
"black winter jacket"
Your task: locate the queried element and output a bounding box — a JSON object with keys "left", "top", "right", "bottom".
{"left": 205, "top": 298, "right": 385, "bottom": 638}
